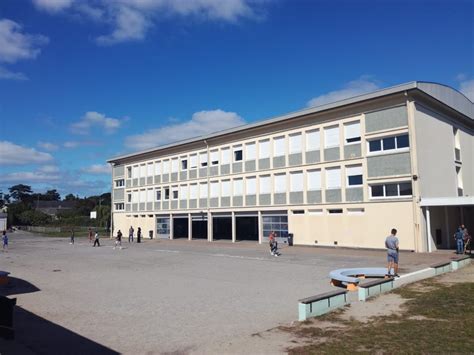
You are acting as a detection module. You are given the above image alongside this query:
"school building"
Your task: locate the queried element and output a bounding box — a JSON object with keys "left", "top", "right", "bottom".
{"left": 107, "top": 82, "right": 473, "bottom": 252}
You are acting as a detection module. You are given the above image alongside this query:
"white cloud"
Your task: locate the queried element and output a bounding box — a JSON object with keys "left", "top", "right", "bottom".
{"left": 125, "top": 109, "right": 246, "bottom": 151}
{"left": 70, "top": 111, "right": 123, "bottom": 135}
{"left": 32, "top": 0, "right": 74, "bottom": 13}
{"left": 38, "top": 141, "right": 59, "bottom": 151}
{"left": 0, "top": 66, "right": 28, "bottom": 80}
{"left": 30, "top": 0, "right": 265, "bottom": 45}
{"left": 81, "top": 164, "right": 111, "bottom": 175}
{"left": 307, "top": 77, "right": 381, "bottom": 107}
{"left": 0, "top": 171, "right": 61, "bottom": 183}
{"left": 38, "top": 164, "right": 60, "bottom": 173}
{"left": 0, "top": 19, "right": 49, "bottom": 64}
{"left": 0, "top": 141, "right": 54, "bottom": 165}
{"left": 459, "top": 79, "right": 474, "bottom": 102}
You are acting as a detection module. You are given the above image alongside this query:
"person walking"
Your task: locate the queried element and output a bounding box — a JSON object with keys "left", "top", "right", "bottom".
{"left": 2, "top": 231, "right": 8, "bottom": 252}
{"left": 268, "top": 231, "right": 280, "bottom": 257}
{"left": 385, "top": 228, "right": 399, "bottom": 277}
{"left": 93, "top": 231, "right": 101, "bottom": 247}
{"left": 137, "top": 227, "right": 142, "bottom": 243}
{"left": 453, "top": 226, "right": 464, "bottom": 254}
{"left": 88, "top": 227, "right": 93, "bottom": 243}
{"left": 128, "top": 226, "right": 134, "bottom": 243}
{"left": 114, "top": 230, "right": 122, "bottom": 250}
{"left": 70, "top": 228, "right": 75, "bottom": 245}
{"left": 461, "top": 224, "right": 471, "bottom": 254}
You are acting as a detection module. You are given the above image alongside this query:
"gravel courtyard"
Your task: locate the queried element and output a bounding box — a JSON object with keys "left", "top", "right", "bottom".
{"left": 0, "top": 231, "right": 451, "bottom": 354}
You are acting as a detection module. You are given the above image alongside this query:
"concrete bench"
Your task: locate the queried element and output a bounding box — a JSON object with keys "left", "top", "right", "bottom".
{"left": 358, "top": 277, "right": 394, "bottom": 301}
{"left": 329, "top": 268, "right": 388, "bottom": 291}
{"left": 430, "top": 261, "right": 452, "bottom": 275}
{"left": 451, "top": 255, "right": 471, "bottom": 270}
{"left": 0, "top": 271, "right": 10, "bottom": 286}
{"left": 298, "top": 289, "right": 349, "bottom": 321}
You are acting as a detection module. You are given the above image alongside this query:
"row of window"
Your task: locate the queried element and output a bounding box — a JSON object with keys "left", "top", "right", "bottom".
{"left": 122, "top": 176, "right": 412, "bottom": 204}
{"left": 124, "top": 121, "right": 364, "bottom": 178}
{"left": 124, "top": 166, "right": 364, "bottom": 203}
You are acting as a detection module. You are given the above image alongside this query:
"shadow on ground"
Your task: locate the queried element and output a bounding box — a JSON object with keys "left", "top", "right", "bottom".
{"left": 0, "top": 277, "right": 41, "bottom": 297}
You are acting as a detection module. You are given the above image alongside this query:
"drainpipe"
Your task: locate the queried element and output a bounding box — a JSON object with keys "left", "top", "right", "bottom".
{"left": 204, "top": 139, "right": 211, "bottom": 242}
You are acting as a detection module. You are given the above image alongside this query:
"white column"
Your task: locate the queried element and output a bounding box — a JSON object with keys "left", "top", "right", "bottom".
{"left": 258, "top": 210, "right": 263, "bottom": 244}
{"left": 208, "top": 211, "right": 213, "bottom": 242}
{"left": 188, "top": 213, "right": 192, "bottom": 240}
{"left": 169, "top": 213, "right": 174, "bottom": 240}
{"left": 232, "top": 211, "right": 236, "bottom": 243}
{"left": 426, "top": 207, "right": 432, "bottom": 253}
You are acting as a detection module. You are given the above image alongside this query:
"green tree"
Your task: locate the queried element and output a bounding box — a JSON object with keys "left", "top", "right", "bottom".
{"left": 18, "top": 210, "right": 52, "bottom": 226}
{"left": 44, "top": 189, "right": 61, "bottom": 201}
{"left": 64, "top": 193, "right": 77, "bottom": 201}
{"left": 9, "top": 184, "right": 33, "bottom": 202}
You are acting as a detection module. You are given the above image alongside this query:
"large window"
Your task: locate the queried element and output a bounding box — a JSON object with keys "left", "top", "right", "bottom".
{"left": 306, "top": 129, "right": 320, "bottom": 151}
{"left": 273, "top": 136, "right": 285, "bottom": 157}
{"left": 233, "top": 145, "right": 243, "bottom": 162}
{"left": 115, "top": 179, "right": 125, "bottom": 187}
{"left": 263, "top": 215, "right": 288, "bottom": 239}
{"left": 245, "top": 142, "right": 256, "bottom": 161}
{"left": 259, "top": 175, "right": 271, "bottom": 194}
{"left": 163, "top": 160, "right": 170, "bottom": 174}
{"left": 324, "top": 125, "right": 339, "bottom": 148}
{"left": 179, "top": 185, "right": 188, "bottom": 200}
{"left": 221, "top": 180, "right": 231, "bottom": 196}
{"left": 233, "top": 179, "right": 243, "bottom": 196}
{"left": 274, "top": 173, "right": 287, "bottom": 193}
{"left": 221, "top": 148, "right": 231, "bottom": 164}
{"left": 370, "top": 182, "right": 412, "bottom": 198}
{"left": 164, "top": 187, "right": 170, "bottom": 200}
{"left": 246, "top": 177, "right": 256, "bottom": 195}
{"left": 326, "top": 167, "right": 341, "bottom": 189}
{"left": 307, "top": 170, "right": 321, "bottom": 190}
{"left": 210, "top": 150, "right": 219, "bottom": 165}
{"left": 181, "top": 158, "right": 188, "bottom": 170}
{"left": 199, "top": 183, "right": 208, "bottom": 198}
{"left": 368, "top": 134, "right": 409, "bottom": 153}
{"left": 346, "top": 165, "right": 363, "bottom": 187}
{"left": 289, "top": 133, "right": 302, "bottom": 153}
{"left": 290, "top": 171, "right": 303, "bottom": 192}
{"left": 189, "top": 155, "right": 198, "bottom": 169}
{"left": 199, "top": 152, "right": 208, "bottom": 167}
{"left": 172, "top": 186, "right": 179, "bottom": 200}
{"left": 114, "top": 203, "right": 124, "bottom": 211}
{"left": 171, "top": 159, "right": 179, "bottom": 173}
{"left": 344, "top": 121, "right": 361, "bottom": 144}
{"left": 155, "top": 161, "right": 161, "bottom": 175}
{"left": 147, "top": 163, "right": 154, "bottom": 177}
{"left": 157, "top": 217, "right": 170, "bottom": 235}
{"left": 210, "top": 181, "right": 219, "bottom": 198}
{"left": 156, "top": 189, "right": 161, "bottom": 201}
{"left": 259, "top": 140, "right": 270, "bottom": 159}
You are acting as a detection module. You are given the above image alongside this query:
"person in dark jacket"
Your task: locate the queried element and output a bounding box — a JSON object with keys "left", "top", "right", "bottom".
{"left": 137, "top": 227, "right": 141, "bottom": 243}
{"left": 454, "top": 226, "right": 464, "bottom": 254}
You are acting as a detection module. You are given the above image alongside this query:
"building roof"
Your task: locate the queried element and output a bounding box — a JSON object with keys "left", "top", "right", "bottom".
{"left": 108, "top": 81, "right": 473, "bottom": 164}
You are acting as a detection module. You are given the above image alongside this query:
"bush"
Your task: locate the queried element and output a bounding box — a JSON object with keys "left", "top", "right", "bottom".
{"left": 18, "top": 210, "right": 52, "bottom": 226}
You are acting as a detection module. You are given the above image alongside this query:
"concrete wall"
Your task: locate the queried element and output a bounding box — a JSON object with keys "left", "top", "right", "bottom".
{"left": 288, "top": 201, "right": 415, "bottom": 250}
{"left": 414, "top": 104, "right": 459, "bottom": 197}
{"left": 459, "top": 128, "right": 474, "bottom": 195}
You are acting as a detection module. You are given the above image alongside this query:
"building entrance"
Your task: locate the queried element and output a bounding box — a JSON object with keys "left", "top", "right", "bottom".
{"left": 173, "top": 217, "right": 188, "bottom": 239}
{"left": 236, "top": 216, "right": 258, "bottom": 241}
{"left": 213, "top": 216, "right": 232, "bottom": 240}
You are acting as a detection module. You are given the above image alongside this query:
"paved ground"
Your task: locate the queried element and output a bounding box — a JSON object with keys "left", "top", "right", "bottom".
{"left": 0, "top": 231, "right": 455, "bottom": 354}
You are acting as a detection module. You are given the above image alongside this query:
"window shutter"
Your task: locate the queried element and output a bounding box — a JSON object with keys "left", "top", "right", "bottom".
{"left": 179, "top": 185, "right": 188, "bottom": 199}
{"left": 199, "top": 183, "right": 208, "bottom": 198}
{"left": 140, "top": 165, "right": 146, "bottom": 178}
{"left": 259, "top": 140, "right": 270, "bottom": 159}
{"left": 210, "top": 150, "right": 219, "bottom": 164}
{"left": 190, "top": 184, "right": 198, "bottom": 199}
{"left": 221, "top": 180, "right": 231, "bottom": 196}
{"left": 190, "top": 155, "right": 198, "bottom": 169}
{"left": 306, "top": 130, "right": 320, "bottom": 151}
{"left": 246, "top": 177, "right": 256, "bottom": 195}
{"left": 259, "top": 176, "right": 270, "bottom": 194}
{"left": 199, "top": 152, "right": 207, "bottom": 166}
{"left": 210, "top": 181, "right": 219, "bottom": 197}
{"left": 155, "top": 161, "right": 161, "bottom": 175}
{"left": 233, "top": 179, "right": 243, "bottom": 196}
{"left": 307, "top": 170, "right": 321, "bottom": 190}
{"left": 324, "top": 126, "right": 340, "bottom": 148}
{"left": 289, "top": 133, "right": 302, "bottom": 153}
{"left": 274, "top": 174, "right": 286, "bottom": 193}
{"left": 344, "top": 121, "right": 361, "bottom": 143}
{"left": 246, "top": 143, "right": 256, "bottom": 160}
{"left": 290, "top": 172, "right": 303, "bottom": 192}
{"left": 326, "top": 168, "right": 341, "bottom": 189}
{"left": 163, "top": 160, "right": 170, "bottom": 174}
{"left": 171, "top": 159, "right": 178, "bottom": 173}
{"left": 221, "top": 148, "right": 231, "bottom": 164}
{"left": 147, "top": 163, "right": 154, "bottom": 176}
{"left": 147, "top": 189, "right": 154, "bottom": 202}
{"left": 273, "top": 136, "right": 285, "bottom": 157}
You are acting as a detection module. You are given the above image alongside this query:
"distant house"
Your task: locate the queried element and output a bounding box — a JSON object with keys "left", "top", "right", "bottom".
{"left": 35, "top": 201, "right": 76, "bottom": 217}
{"left": 0, "top": 213, "right": 7, "bottom": 231}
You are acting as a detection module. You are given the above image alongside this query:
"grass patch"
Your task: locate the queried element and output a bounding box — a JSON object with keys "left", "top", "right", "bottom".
{"left": 287, "top": 281, "right": 474, "bottom": 354}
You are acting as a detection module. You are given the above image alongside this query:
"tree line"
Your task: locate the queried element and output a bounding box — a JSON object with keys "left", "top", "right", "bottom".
{"left": 1, "top": 184, "right": 111, "bottom": 228}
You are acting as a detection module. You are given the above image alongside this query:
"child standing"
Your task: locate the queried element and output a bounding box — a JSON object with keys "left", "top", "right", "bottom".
{"left": 114, "top": 230, "right": 122, "bottom": 250}
{"left": 93, "top": 231, "right": 100, "bottom": 247}
{"left": 70, "top": 228, "right": 75, "bottom": 245}
{"left": 2, "top": 231, "right": 8, "bottom": 252}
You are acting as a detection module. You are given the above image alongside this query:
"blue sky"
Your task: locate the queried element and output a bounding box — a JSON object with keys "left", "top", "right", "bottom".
{"left": 0, "top": 0, "right": 472, "bottom": 197}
